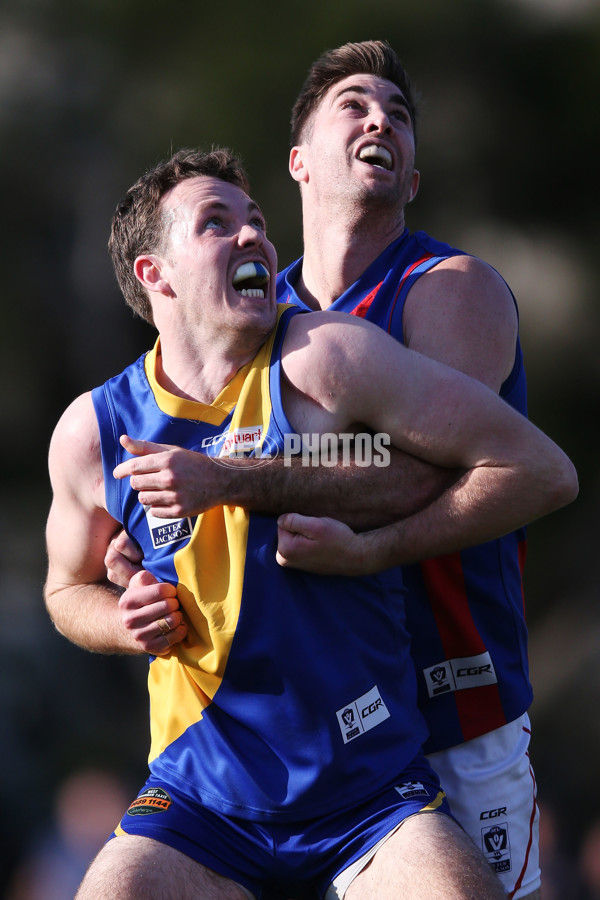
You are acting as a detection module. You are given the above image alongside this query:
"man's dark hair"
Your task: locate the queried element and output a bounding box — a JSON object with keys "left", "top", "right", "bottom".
{"left": 109, "top": 147, "right": 250, "bottom": 324}
{"left": 290, "top": 40, "right": 419, "bottom": 147}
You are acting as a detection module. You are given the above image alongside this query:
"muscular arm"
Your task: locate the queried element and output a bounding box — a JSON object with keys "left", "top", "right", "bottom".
{"left": 276, "top": 309, "right": 578, "bottom": 573}
{"left": 44, "top": 393, "right": 185, "bottom": 654}
{"left": 403, "top": 254, "right": 518, "bottom": 389}
{"left": 113, "top": 435, "right": 457, "bottom": 530}
{"left": 109, "top": 257, "right": 514, "bottom": 529}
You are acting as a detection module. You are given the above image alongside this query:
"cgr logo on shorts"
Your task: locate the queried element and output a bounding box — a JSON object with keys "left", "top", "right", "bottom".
{"left": 336, "top": 685, "right": 390, "bottom": 744}
{"left": 480, "top": 806, "right": 507, "bottom": 820}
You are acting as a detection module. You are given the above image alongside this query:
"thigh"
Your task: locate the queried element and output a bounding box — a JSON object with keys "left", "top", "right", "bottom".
{"left": 345, "top": 811, "right": 506, "bottom": 900}
{"left": 427, "top": 713, "right": 540, "bottom": 899}
{"left": 75, "top": 834, "right": 253, "bottom": 900}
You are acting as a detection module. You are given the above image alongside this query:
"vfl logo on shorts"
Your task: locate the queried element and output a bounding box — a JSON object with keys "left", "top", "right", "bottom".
{"left": 423, "top": 652, "right": 498, "bottom": 698}
{"left": 336, "top": 685, "right": 390, "bottom": 744}
{"left": 145, "top": 508, "right": 193, "bottom": 550}
{"left": 127, "top": 787, "right": 172, "bottom": 817}
{"left": 481, "top": 822, "right": 512, "bottom": 874}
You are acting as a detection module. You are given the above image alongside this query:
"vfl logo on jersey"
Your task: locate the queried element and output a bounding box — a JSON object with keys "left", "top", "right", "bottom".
{"left": 427, "top": 665, "right": 452, "bottom": 696}
{"left": 336, "top": 685, "right": 390, "bottom": 744}
{"left": 127, "top": 787, "right": 172, "bottom": 817}
{"left": 145, "top": 508, "right": 193, "bottom": 550}
{"left": 395, "top": 781, "right": 429, "bottom": 800}
{"left": 423, "top": 652, "right": 498, "bottom": 699}
{"left": 481, "top": 822, "right": 512, "bottom": 874}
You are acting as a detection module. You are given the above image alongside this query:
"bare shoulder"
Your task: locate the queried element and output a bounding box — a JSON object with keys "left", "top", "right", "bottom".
{"left": 406, "top": 253, "right": 517, "bottom": 322}
{"left": 434, "top": 252, "right": 508, "bottom": 282}
{"left": 404, "top": 254, "right": 518, "bottom": 388}
{"left": 49, "top": 392, "right": 105, "bottom": 508}
{"left": 283, "top": 308, "right": 358, "bottom": 349}
{"left": 50, "top": 392, "right": 101, "bottom": 459}
{"left": 282, "top": 309, "right": 400, "bottom": 399}
{"left": 46, "top": 389, "right": 122, "bottom": 594}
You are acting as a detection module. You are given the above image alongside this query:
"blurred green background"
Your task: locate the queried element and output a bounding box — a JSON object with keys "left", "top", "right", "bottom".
{"left": 1, "top": 0, "right": 598, "bottom": 896}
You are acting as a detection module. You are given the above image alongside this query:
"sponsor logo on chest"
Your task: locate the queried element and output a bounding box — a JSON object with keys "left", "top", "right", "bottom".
{"left": 202, "top": 425, "right": 264, "bottom": 457}
{"left": 145, "top": 508, "right": 193, "bottom": 550}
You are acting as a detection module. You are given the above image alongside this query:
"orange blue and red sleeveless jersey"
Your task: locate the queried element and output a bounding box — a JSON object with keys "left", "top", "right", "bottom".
{"left": 277, "top": 230, "right": 531, "bottom": 754}
{"left": 92, "top": 305, "right": 429, "bottom": 821}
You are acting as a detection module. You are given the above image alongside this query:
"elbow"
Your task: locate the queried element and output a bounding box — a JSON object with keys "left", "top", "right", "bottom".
{"left": 44, "top": 578, "right": 70, "bottom": 639}
{"left": 555, "top": 456, "right": 579, "bottom": 508}
{"left": 517, "top": 444, "right": 579, "bottom": 525}
{"left": 43, "top": 582, "right": 61, "bottom": 631}
{"left": 539, "top": 452, "right": 579, "bottom": 515}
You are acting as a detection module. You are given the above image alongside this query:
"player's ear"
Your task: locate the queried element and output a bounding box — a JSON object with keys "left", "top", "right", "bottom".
{"left": 134, "top": 255, "right": 175, "bottom": 298}
{"left": 289, "top": 146, "right": 309, "bottom": 185}
{"left": 407, "top": 169, "right": 420, "bottom": 204}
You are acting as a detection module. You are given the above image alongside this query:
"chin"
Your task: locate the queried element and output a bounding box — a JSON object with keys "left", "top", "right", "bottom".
{"left": 247, "top": 304, "right": 277, "bottom": 331}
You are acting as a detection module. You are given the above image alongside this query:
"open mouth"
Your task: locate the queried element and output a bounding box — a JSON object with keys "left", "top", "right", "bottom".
{"left": 232, "top": 261, "right": 270, "bottom": 298}
{"left": 357, "top": 144, "right": 393, "bottom": 171}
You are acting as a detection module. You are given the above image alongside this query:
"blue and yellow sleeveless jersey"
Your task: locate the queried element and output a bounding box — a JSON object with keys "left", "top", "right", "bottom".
{"left": 277, "top": 231, "right": 532, "bottom": 754}
{"left": 92, "top": 305, "right": 428, "bottom": 821}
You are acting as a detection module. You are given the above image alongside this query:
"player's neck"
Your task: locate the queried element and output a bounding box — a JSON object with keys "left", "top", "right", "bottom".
{"left": 156, "top": 331, "right": 263, "bottom": 406}
{"left": 298, "top": 203, "right": 405, "bottom": 309}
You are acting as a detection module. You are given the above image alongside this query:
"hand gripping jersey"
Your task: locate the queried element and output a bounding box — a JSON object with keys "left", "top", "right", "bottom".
{"left": 92, "top": 305, "right": 428, "bottom": 821}
{"left": 277, "top": 231, "right": 532, "bottom": 754}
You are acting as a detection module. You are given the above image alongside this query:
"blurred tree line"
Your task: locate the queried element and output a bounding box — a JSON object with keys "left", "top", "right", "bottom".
{"left": 1, "top": 0, "right": 598, "bottom": 894}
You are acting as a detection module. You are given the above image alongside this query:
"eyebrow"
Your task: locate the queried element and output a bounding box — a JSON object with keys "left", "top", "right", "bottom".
{"left": 199, "top": 200, "right": 229, "bottom": 213}
{"left": 196, "top": 199, "right": 265, "bottom": 219}
{"left": 247, "top": 200, "right": 264, "bottom": 218}
{"left": 333, "top": 84, "right": 411, "bottom": 115}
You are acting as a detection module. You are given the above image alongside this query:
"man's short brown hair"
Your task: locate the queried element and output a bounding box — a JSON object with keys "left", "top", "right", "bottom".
{"left": 109, "top": 147, "right": 250, "bottom": 324}
{"left": 290, "top": 40, "right": 419, "bottom": 147}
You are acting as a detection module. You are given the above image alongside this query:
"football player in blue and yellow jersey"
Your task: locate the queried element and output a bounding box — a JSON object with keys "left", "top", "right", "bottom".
{"left": 44, "top": 147, "right": 575, "bottom": 900}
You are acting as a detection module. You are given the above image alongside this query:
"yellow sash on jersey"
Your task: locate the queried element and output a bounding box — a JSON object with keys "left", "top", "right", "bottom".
{"left": 144, "top": 307, "right": 288, "bottom": 761}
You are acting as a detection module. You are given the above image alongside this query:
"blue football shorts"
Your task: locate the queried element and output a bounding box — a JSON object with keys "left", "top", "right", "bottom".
{"left": 112, "top": 753, "right": 451, "bottom": 899}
